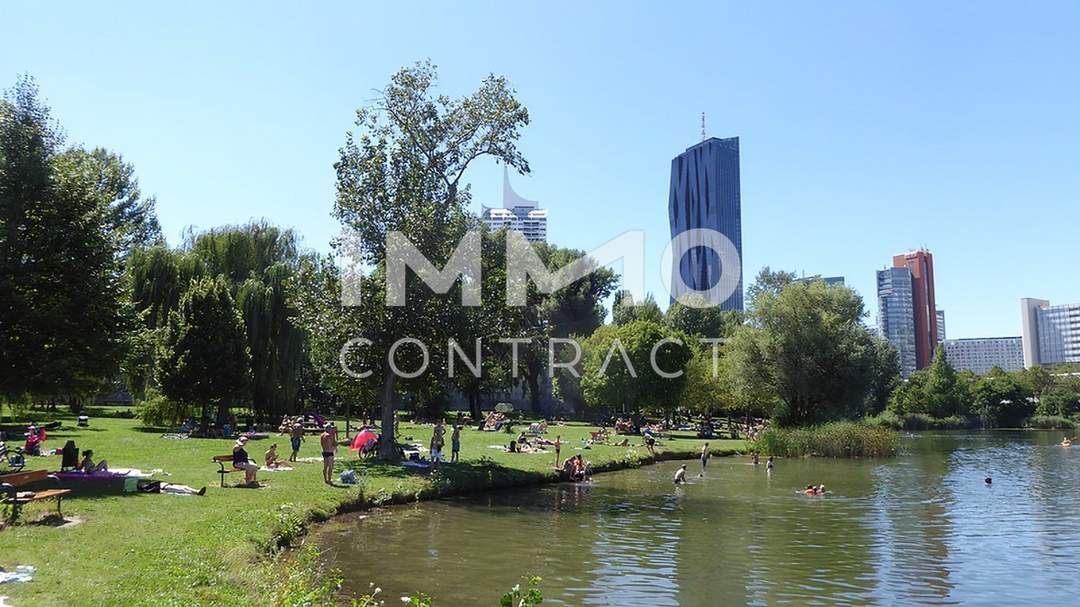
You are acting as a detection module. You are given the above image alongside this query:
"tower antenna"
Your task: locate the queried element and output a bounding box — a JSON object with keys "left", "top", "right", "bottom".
{"left": 701, "top": 112, "right": 706, "bottom": 141}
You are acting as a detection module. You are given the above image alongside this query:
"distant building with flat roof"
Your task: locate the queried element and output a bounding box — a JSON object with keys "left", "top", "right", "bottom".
{"left": 1021, "top": 298, "right": 1080, "bottom": 368}
{"left": 943, "top": 337, "right": 1023, "bottom": 374}
{"left": 481, "top": 167, "right": 548, "bottom": 243}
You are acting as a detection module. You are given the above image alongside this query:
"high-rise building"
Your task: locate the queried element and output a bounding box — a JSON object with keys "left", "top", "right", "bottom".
{"left": 481, "top": 167, "right": 548, "bottom": 243}
{"left": 936, "top": 310, "right": 946, "bottom": 342}
{"left": 877, "top": 266, "right": 917, "bottom": 377}
{"left": 892, "top": 250, "right": 939, "bottom": 369}
{"left": 1020, "top": 298, "right": 1080, "bottom": 368}
{"left": 668, "top": 136, "right": 743, "bottom": 310}
{"left": 942, "top": 337, "right": 1023, "bottom": 374}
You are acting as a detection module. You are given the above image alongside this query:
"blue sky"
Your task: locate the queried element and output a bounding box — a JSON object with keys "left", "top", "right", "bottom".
{"left": 3, "top": 2, "right": 1078, "bottom": 338}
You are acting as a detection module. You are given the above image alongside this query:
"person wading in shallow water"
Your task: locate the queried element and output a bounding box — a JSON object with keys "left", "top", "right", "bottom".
{"left": 674, "top": 464, "right": 688, "bottom": 485}
{"left": 700, "top": 443, "right": 710, "bottom": 476}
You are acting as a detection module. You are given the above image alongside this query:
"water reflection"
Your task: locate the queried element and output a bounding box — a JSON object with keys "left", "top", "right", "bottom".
{"left": 314, "top": 431, "right": 1080, "bottom": 605}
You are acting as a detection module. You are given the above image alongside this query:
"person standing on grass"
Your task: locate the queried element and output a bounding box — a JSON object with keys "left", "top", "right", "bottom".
{"left": 700, "top": 443, "right": 710, "bottom": 476}
{"left": 430, "top": 420, "right": 445, "bottom": 469}
{"left": 554, "top": 434, "right": 562, "bottom": 468}
{"left": 320, "top": 423, "right": 337, "bottom": 484}
{"left": 450, "top": 424, "right": 462, "bottom": 463}
{"left": 289, "top": 419, "right": 304, "bottom": 462}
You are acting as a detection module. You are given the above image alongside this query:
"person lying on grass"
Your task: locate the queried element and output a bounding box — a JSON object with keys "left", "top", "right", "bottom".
{"left": 232, "top": 436, "right": 260, "bottom": 486}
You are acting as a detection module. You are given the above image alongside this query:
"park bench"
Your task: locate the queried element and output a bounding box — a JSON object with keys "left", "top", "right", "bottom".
{"left": 0, "top": 469, "right": 71, "bottom": 522}
{"left": 212, "top": 455, "right": 244, "bottom": 487}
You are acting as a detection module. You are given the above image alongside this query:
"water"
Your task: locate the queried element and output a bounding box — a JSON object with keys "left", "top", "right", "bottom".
{"left": 313, "top": 431, "right": 1080, "bottom": 605}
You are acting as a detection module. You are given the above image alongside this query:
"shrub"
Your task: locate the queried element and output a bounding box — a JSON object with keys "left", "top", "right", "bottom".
{"left": 271, "top": 545, "right": 342, "bottom": 607}
{"left": 749, "top": 422, "right": 899, "bottom": 457}
{"left": 864, "top": 412, "right": 978, "bottom": 430}
{"left": 136, "top": 391, "right": 196, "bottom": 427}
{"left": 1024, "top": 415, "right": 1077, "bottom": 429}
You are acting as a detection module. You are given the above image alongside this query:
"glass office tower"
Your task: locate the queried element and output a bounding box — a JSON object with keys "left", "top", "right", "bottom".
{"left": 668, "top": 137, "right": 743, "bottom": 310}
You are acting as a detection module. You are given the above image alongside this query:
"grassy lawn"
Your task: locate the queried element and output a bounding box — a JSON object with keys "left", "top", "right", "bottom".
{"left": 0, "top": 411, "right": 744, "bottom": 606}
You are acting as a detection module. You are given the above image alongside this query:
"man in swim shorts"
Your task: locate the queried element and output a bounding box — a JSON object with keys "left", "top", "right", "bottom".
{"left": 320, "top": 423, "right": 337, "bottom": 484}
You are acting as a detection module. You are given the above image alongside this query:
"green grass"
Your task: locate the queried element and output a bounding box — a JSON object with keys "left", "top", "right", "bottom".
{"left": 0, "top": 412, "right": 743, "bottom": 606}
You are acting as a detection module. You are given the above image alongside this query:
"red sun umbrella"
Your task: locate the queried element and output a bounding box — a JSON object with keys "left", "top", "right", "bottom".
{"left": 350, "top": 429, "right": 378, "bottom": 451}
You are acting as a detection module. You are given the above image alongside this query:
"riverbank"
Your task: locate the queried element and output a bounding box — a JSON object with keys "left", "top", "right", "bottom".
{"left": 0, "top": 413, "right": 744, "bottom": 606}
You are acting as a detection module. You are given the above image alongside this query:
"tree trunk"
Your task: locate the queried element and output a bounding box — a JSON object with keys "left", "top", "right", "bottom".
{"left": 469, "top": 387, "right": 481, "bottom": 421}
{"left": 526, "top": 366, "right": 542, "bottom": 415}
{"left": 378, "top": 369, "right": 399, "bottom": 461}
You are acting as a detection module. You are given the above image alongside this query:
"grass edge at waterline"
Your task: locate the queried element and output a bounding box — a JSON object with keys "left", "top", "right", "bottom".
{"left": 748, "top": 422, "right": 900, "bottom": 457}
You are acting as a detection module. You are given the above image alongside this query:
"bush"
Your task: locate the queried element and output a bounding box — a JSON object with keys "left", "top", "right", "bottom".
{"left": 1024, "top": 415, "right": 1078, "bottom": 429}
{"left": 136, "top": 391, "right": 196, "bottom": 427}
{"left": 864, "top": 411, "right": 978, "bottom": 430}
{"left": 748, "top": 422, "right": 899, "bottom": 457}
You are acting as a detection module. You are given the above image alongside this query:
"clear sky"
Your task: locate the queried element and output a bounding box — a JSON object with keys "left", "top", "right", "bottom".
{"left": 3, "top": 2, "right": 1078, "bottom": 338}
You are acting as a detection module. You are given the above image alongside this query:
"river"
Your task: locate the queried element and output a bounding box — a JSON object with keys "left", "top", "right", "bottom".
{"left": 312, "top": 431, "right": 1080, "bottom": 605}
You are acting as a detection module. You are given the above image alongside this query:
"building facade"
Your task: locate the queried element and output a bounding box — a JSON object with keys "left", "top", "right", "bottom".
{"left": 1021, "top": 298, "right": 1080, "bottom": 368}
{"left": 668, "top": 136, "right": 743, "bottom": 310}
{"left": 877, "top": 266, "right": 918, "bottom": 377}
{"left": 942, "top": 337, "right": 1023, "bottom": 374}
{"left": 892, "top": 250, "right": 939, "bottom": 370}
{"left": 936, "top": 309, "right": 946, "bottom": 342}
{"left": 481, "top": 167, "right": 548, "bottom": 243}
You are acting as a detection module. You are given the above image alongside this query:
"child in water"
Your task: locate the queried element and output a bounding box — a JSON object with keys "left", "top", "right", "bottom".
{"left": 674, "top": 464, "right": 688, "bottom": 485}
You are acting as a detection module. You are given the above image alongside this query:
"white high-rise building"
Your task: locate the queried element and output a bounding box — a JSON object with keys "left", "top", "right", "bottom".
{"left": 1021, "top": 298, "right": 1080, "bottom": 368}
{"left": 481, "top": 167, "right": 548, "bottom": 243}
{"left": 942, "top": 337, "right": 1023, "bottom": 374}
{"left": 936, "top": 310, "right": 946, "bottom": 342}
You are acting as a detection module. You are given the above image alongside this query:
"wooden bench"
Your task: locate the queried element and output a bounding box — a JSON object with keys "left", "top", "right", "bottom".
{"left": 0, "top": 469, "right": 71, "bottom": 522}
{"left": 212, "top": 455, "right": 245, "bottom": 487}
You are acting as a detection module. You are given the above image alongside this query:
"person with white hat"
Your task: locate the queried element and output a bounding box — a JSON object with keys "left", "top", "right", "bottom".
{"left": 232, "top": 436, "right": 259, "bottom": 486}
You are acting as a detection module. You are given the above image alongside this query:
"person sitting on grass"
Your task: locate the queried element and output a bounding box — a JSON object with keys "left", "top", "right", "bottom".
{"left": 80, "top": 449, "right": 108, "bottom": 473}
{"left": 232, "top": 436, "right": 259, "bottom": 486}
{"left": 264, "top": 443, "right": 288, "bottom": 469}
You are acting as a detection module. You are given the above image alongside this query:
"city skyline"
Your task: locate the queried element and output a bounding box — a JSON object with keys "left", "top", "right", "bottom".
{"left": 4, "top": 3, "right": 1078, "bottom": 338}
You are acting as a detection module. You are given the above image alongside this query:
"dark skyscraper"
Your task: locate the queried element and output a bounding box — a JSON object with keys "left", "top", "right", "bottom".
{"left": 668, "top": 136, "right": 743, "bottom": 310}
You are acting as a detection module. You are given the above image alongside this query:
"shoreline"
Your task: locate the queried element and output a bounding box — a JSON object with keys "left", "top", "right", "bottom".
{"left": 295, "top": 445, "right": 746, "bottom": 538}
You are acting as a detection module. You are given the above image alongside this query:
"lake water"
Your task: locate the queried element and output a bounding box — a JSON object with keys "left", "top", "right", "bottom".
{"left": 313, "top": 431, "right": 1080, "bottom": 605}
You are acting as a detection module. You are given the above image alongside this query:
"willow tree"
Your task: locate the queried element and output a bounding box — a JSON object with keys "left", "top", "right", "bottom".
{"left": 127, "top": 222, "right": 308, "bottom": 421}
{"left": 330, "top": 61, "right": 530, "bottom": 460}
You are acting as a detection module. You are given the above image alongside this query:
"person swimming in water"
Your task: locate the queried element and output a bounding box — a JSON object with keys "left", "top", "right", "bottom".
{"left": 674, "top": 464, "right": 688, "bottom": 485}
{"left": 984, "top": 477, "right": 993, "bottom": 486}
{"left": 804, "top": 484, "right": 816, "bottom": 496}
{"left": 816, "top": 484, "right": 826, "bottom": 495}
{"left": 1061, "top": 436, "right": 1072, "bottom": 447}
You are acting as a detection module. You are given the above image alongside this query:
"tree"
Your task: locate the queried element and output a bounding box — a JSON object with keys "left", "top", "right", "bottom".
{"left": 744, "top": 266, "right": 796, "bottom": 310}
{"left": 578, "top": 320, "right": 691, "bottom": 416}
{"left": 518, "top": 244, "right": 617, "bottom": 414}
{"left": 728, "top": 277, "right": 879, "bottom": 426}
{"left": 330, "top": 62, "right": 530, "bottom": 459}
{"left": 612, "top": 290, "right": 662, "bottom": 326}
{"left": 664, "top": 293, "right": 743, "bottom": 338}
{"left": 922, "top": 345, "right": 968, "bottom": 418}
{"left": 128, "top": 222, "right": 308, "bottom": 422}
{"left": 865, "top": 337, "right": 901, "bottom": 415}
{"left": 0, "top": 76, "right": 132, "bottom": 403}
{"left": 155, "top": 276, "right": 251, "bottom": 426}
{"left": 971, "top": 368, "right": 1032, "bottom": 427}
